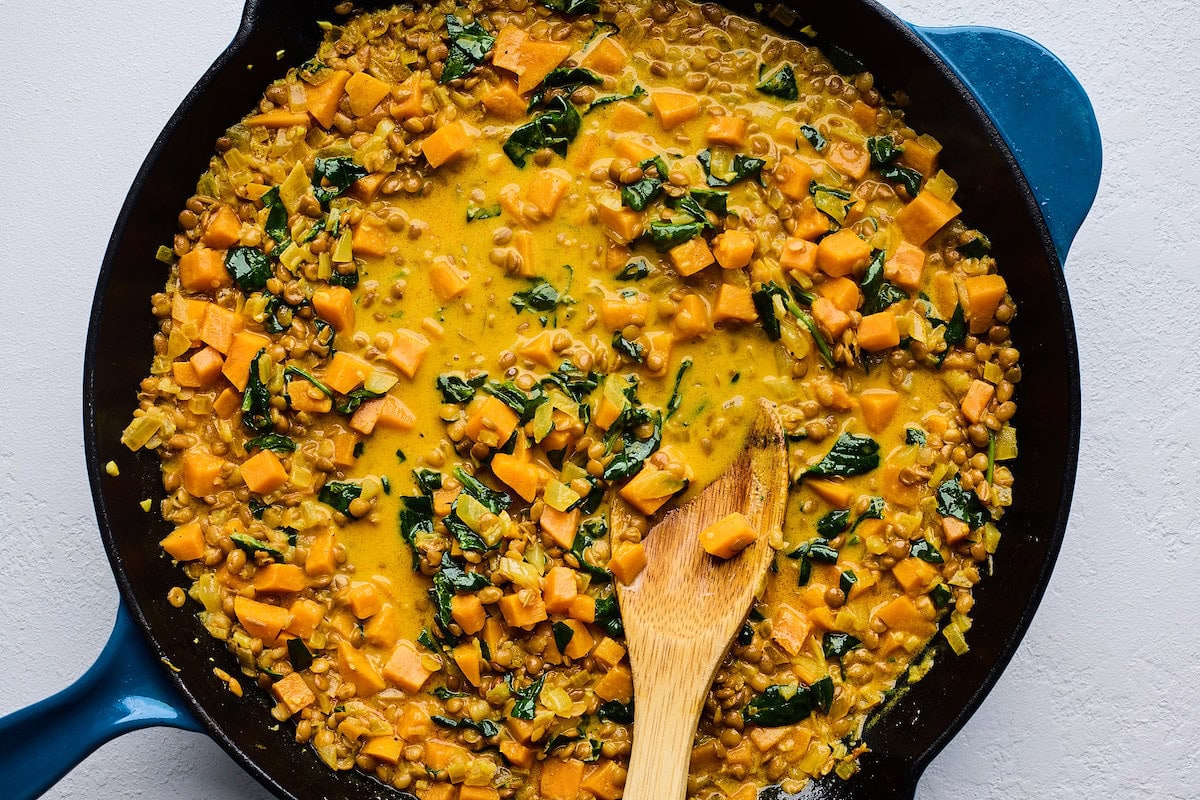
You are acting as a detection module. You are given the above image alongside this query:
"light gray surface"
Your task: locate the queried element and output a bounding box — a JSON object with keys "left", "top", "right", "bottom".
{"left": 0, "top": 1, "right": 1196, "bottom": 798}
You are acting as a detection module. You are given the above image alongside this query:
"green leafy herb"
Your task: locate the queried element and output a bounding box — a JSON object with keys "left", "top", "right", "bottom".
{"left": 436, "top": 552, "right": 493, "bottom": 593}
{"left": 225, "top": 247, "right": 272, "bottom": 292}
{"left": 506, "top": 673, "right": 546, "bottom": 720}
{"left": 737, "top": 622, "right": 755, "bottom": 646}
{"left": 230, "top": 532, "right": 284, "bottom": 560}
{"left": 540, "top": 362, "right": 599, "bottom": 405}
{"left": 552, "top": 621, "right": 575, "bottom": 653}
{"left": 905, "top": 427, "right": 927, "bottom": 446}
{"left": 822, "top": 632, "right": 861, "bottom": 659}
{"left": 807, "top": 541, "right": 840, "bottom": 564}
{"left": 417, "top": 628, "right": 442, "bottom": 652}
{"left": 485, "top": 380, "right": 548, "bottom": 423}
{"left": 943, "top": 304, "right": 967, "bottom": 346}
{"left": 649, "top": 219, "right": 704, "bottom": 251}
{"left": 245, "top": 433, "right": 296, "bottom": 453}
{"left": 594, "top": 594, "right": 624, "bottom": 637}
{"left": 986, "top": 432, "right": 996, "bottom": 484}
{"left": 596, "top": 700, "right": 634, "bottom": 723}
{"left": 287, "top": 638, "right": 314, "bottom": 671}
{"left": 511, "top": 278, "right": 565, "bottom": 314}
{"left": 823, "top": 40, "right": 867, "bottom": 75}
{"left": 528, "top": 67, "right": 602, "bottom": 110}
{"left": 570, "top": 519, "right": 612, "bottom": 583}
{"left": 936, "top": 477, "right": 990, "bottom": 530}
{"left": 249, "top": 499, "right": 268, "bottom": 519}
{"left": 697, "top": 149, "right": 766, "bottom": 187}
{"left": 800, "top": 124, "right": 827, "bottom": 152}
{"left": 861, "top": 249, "right": 909, "bottom": 314}
{"left": 241, "top": 350, "right": 273, "bottom": 433}
{"left": 602, "top": 406, "right": 662, "bottom": 480}
{"left": 839, "top": 569, "right": 858, "bottom": 594}
{"left": 880, "top": 163, "right": 923, "bottom": 198}
{"left": 328, "top": 262, "right": 359, "bottom": 289}
{"left": 852, "top": 497, "right": 885, "bottom": 530}
{"left": 261, "top": 187, "right": 289, "bottom": 244}
{"left": 751, "top": 281, "right": 836, "bottom": 368}
{"left": 958, "top": 233, "right": 992, "bottom": 259}
{"left": 454, "top": 467, "right": 510, "bottom": 514}
{"left": 334, "top": 387, "right": 384, "bottom": 415}
{"left": 688, "top": 188, "right": 729, "bottom": 216}
{"left": 400, "top": 495, "right": 434, "bottom": 570}
{"left": 615, "top": 259, "right": 652, "bottom": 281}
{"left": 817, "top": 510, "right": 851, "bottom": 538}
{"left": 588, "top": 85, "right": 646, "bottom": 112}
{"left": 621, "top": 176, "right": 663, "bottom": 211}
{"left": 930, "top": 583, "right": 953, "bottom": 609}
{"left": 429, "top": 571, "right": 457, "bottom": 640}
{"left": 911, "top": 539, "right": 944, "bottom": 564}
{"left": 665, "top": 357, "right": 693, "bottom": 419}
{"left": 503, "top": 96, "right": 581, "bottom": 168}
{"left": 537, "top": 0, "right": 598, "bottom": 14}
{"left": 810, "top": 676, "right": 834, "bottom": 713}
{"left": 667, "top": 194, "right": 716, "bottom": 230}
{"left": 436, "top": 373, "right": 486, "bottom": 404}
{"left": 811, "top": 183, "right": 856, "bottom": 225}
{"left": 433, "top": 714, "right": 500, "bottom": 739}
{"left": 805, "top": 434, "right": 880, "bottom": 478}
{"left": 441, "top": 14, "right": 495, "bottom": 83}
{"left": 611, "top": 332, "right": 645, "bottom": 363}
{"left": 312, "top": 157, "right": 367, "bottom": 207}
{"left": 866, "top": 136, "right": 902, "bottom": 168}
{"left": 283, "top": 365, "right": 332, "bottom": 397}
{"left": 744, "top": 684, "right": 813, "bottom": 727}
{"left": 466, "top": 203, "right": 501, "bottom": 222}
{"left": 319, "top": 481, "right": 362, "bottom": 514}
{"left": 415, "top": 468, "right": 443, "bottom": 495}
{"left": 444, "top": 504, "right": 489, "bottom": 552}
{"left": 756, "top": 64, "right": 798, "bottom": 100}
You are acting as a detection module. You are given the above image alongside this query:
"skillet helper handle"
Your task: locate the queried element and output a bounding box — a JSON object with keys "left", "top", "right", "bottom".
{"left": 910, "top": 25, "right": 1103, "bottom": 264}
{"left": 0, "top": 603, "right": 200, "bottom": 800}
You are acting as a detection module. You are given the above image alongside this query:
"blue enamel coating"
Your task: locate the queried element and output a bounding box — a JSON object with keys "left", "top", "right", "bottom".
{"left": 910, "top": 25, "right": 1103, "bottom": 264}
{"left": 0, "top": 604, "right": 200, "bottom": 800}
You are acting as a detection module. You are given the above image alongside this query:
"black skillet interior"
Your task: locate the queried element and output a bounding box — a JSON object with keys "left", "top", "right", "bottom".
{"left": 84, "top": 1, "right": 1079, "bottom": 798}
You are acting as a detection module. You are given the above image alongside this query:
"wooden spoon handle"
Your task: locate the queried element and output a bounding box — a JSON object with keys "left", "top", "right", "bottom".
{"left": 620, "top": 640, "right": 713, "bottom": 800}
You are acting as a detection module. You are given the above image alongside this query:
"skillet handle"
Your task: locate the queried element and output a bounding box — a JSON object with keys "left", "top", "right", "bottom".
{"left": 910, "top": 25, "right": 1103, "bottom": 265}
{"left": 0, "top": 603, "right": 201, "bottom": 800}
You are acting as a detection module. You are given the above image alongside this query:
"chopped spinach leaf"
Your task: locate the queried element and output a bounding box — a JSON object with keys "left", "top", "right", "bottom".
{"left": 596, "top": 700, "right": 634, "bottom": 723}
{"left": 241, "top": 350, "right": 273, "bottom": 433}
{"left": 433, "top": 687, "right": 467, "bottom": 700}
{"left": 399, "top": 495, "right": 434, "bottom": 570}
{"left": 287, "top": 638, "right": 314, "bottom": 671}
{"left": 752, "top": 283, "right": 788, "bottom": 341}
{"left": 528, "top": 67, "right": 602, "bottom": 110}
{"left": 839, "top": 569, "right": 858, "bottom": 594}
{"left": 261, "top": 187, "right": 289, "bottom": 245}
{"left": 503, "top": 96, "right": 581, "bottom": 168}
{"left": 667, "top": 194, "right": 716, "bottom": 230}
{"left": 807, "top": 541, "right": 840, "bottom": 564}
{"left": 866, "top": 136, "right": 903, "bottom": 168}
{"left": 602, "top": 407, "right": 662, "bottom": 480}
{"left": 936, "top": 476, "right": 990, "bottom": 530}
{"left": 511, "top": 278, "right": 565, "bottom": 314}
{"left": 328, "top": 261, "right": 359, "bottom": 289}
{"left": 823, "top": 41, "right": 867, "bottom": 75}
{"left": 230, "top": 533, "right": 284, "bottom": 560}
{"left": 454, "top": 467, "right": 510, "bottom": 514}
{"left": 745, "top": 684, "right": 813, "bottom": 727}
{"left": 688, "top": 187, "right": 729, "bottom": 216}
{"left": 312, "top": 157, "right": 367, "bottom": 207}
{"left": 805, "top": 434, "right": 880, "bottom": 478}
{"left": 817, "top": 510, "right": 851, "bottom": 538}
{"left": 905, "top": 427, "right": 927, "bottom": 446}
{"left": 485, "top": 380, "right": 548, "bottom": 423}
{"left": 958, "top": 233, "right": 992, "bottom": 259}
{"left": 334, "top": 387, "right": 384, "bottom": 415}
{"left": 570, "top": 519, "right": 613, "bottom": 583}
{"left": 466, "top": 203, "right": 502, "bottom": 222}
{"left": 611, "top": 332, "right": 645, "bottom": 363}
{"left": 441, "top": 14, "right": 495, "bottom": 83}
{"left": 861, "top": 249, "right": 910, "bottom": 314}
{"left": 437, "top": 552, "right": 492, "bottom": 592}
{"left": 615, "top": 259, "right": 652, "bottom": 281}
{"left": 588, "top": 85, "right": 646, "bottom": 112}
{"left": 444, "top": 503, "right": 488, "bottom": 552}
{"left": 943, "top": 304, "right": 967, "bottom": 346}
{"left": 737, "top": 622, "right": 755, "bottom": 646}
{"left": 318, "top": 480, "right": 362, "bottom": 514}
{"left": 594, "top": 594, "right": 624, "bottom": 637}
{"left": 414, "top": 468, "right": 444, "bottom": 495}
{"left": 433, "top": 714, "right": 500, "bottom": 739}
{"left": 665, "top": 357, "right": 693, "bottom": 419}
{"left": 879, "top": 163, "right": 923, "bottom": 198}
{"left": 540, "top": 361, "right": 600, "bottom": 404}
{"left": 225, "top": 247, "right": 272, "bottom": 292}
{"left": 811, "top": 183, "right": 856, "bottom": 225}
{"left": 822, "top": 631, "right": 861, "bottom": 659}
{"left": 911, "top": 539, "right": 944, "bottom": 564}
{"left": 810, "top": 676, "right": 834, "bottom": 713}
{"left": 930, "top": 583, "right": 953, "bottom": 609}
{"left": 852, "top": 497, "right": 885, "bottom": 530}
{"left": 697, "top": 149, "right": 766, "bottom": 187}
{"left": 506, "top": 673, "right": 546, "bottom": 720}
{"left": 756, "top": 63, "right": 798, "bottom": 100}
{"left": 537, "top": 0, "right": 598, "bottom": 14}
{"left": 552, "top": 621, "right": 575, "bottom": 654}
{"left": 245, "top": 433, "right": 296, "bottom": 453}
{"left": 249, "top": 499, "right": 268, "bottom": 519}
{"left": 436, "top": 373, "right": 486, "bottom": 404}
{"left": 621, "top": 176, "right": 663, "bottom": 211}
{"left": 800, "top": 124, "right": 827, "bottom": 152}
{"left": 648, "top": 219, "right": 704, "bottom": 251}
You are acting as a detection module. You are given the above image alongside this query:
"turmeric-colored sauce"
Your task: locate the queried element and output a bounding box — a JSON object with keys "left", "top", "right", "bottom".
{"left": 125, "top": 1, "right": 1021, "bottom": 797}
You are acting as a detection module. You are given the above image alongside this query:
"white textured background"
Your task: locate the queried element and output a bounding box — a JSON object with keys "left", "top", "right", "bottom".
{"left": 1, "top": 1, "right": 1197, "bottom": 798}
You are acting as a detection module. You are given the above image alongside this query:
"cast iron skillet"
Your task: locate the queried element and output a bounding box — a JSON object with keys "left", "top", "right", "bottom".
{"left": 0, "top": 1, "right": 1101, "bottom": 798}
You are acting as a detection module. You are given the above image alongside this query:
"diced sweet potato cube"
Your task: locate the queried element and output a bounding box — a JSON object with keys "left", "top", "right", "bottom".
{"left": 213, "top": 387, "right": 242, "bottom": 418}
{"left": 543, "top": 567, "right": 579, "bottom": 614}
{"left": 222, "top": 330, "right": 270, "bottom": 391}
{"left": 592, "top": 637, "right": 626, "bottom": 669}
{"left": 877, "top": 595, "right": 935, "bottom": 635}
{"left": 323, "top": 351, "right": 372, "bottom": 395}
{"left": 422, "top": 121, "right": 474, "bottom": 169}
{"left": 779, "top": 237, "right": 818, "bottom": 274}
{"left": 598, "top": 202, "right": 644, "bottom": 243}
{"left": 827, "top": 141, "right": 870, "bottom": 180}
{"left": 712, "top": 284, "right": 758, "bottom": 323}
{"left": 699, "top": 512, "right": 757, "bottom": 559}
{"left": 429, "top": 257, "right": 469, "bottom": 302}
{"left": 637, "top": 330, "right": 672, "bottom": 377}
{"left": 599, "top": 292, "right": 651, "bottom": 329}
{"left": 202, "top": 205, "right": 242, "bottom": 249}
{"left": 498, "top": 592, "right": 548, "bottom": 630}
{"left": 364, "top": 603, "right": 399, "bottom": 647}
{"left": 817, "top": 277, "right": 861, "bottom": 312}
{"left": 774, "top": 154, "right": 815, "bottom": 200}
{"left": 514, "top": 40, "right": 573, "bottom": 94}
{"left": 352, "top": 214, "right": 390, "bottom": 258}
{"left": 770, "top": 605, "right": 812, "bottom": 656}
{"left": 172, "top": 361, "right": 201, "bottom": 388}
{"left": 500, "top": 739, "right": 537, "bottom": 769}
{"left": 651, "top": 91, "right": 700, "bottom": 129}
{"left": 347, "top": 582, "right": 384, "bottom": 619}
{"left": 416, "top": 781, "right": 457, "bottom": 800}
{"left": 712, "top": 230, "right": 755, "bottom": 270}
{"left": 160, "top": 522, "right": 205, "bottom": 561}
{"left": 669, "top": 236, "right": 715, "bottom": 276}
{"left": 286, "top": 598, "right": 324, "bottom": 639}
{"left": 816, "top": 230, "right": 872, "bottom": 277}
{"left": 580, "top": 36, "right": 627, "bottom": 74}
{"left": 541, "top": 759, "right": 585, "bottom": 800}
{"left": 791, "top": 197, "right": 833, "bottom": 241}
{"left": 593, "top": 664, "right": 633, "bottom": 703}
{"left": 857, "top": 310, "right": 900, "bottom": 351}
{"left": 272, "top": 672, "right": 316, "bottom": 715}
{"left": 459, "top": 787, "right": 500, "bottom": 800}
{"left": 608, "top": 542, "right": 646, "bottom": 585}
{"left": 482, "top": 79, "right": 526, "bottom": 121}
{"left": 361, "top": 735, "right": 404, "bottom": 765}
{"left": 885, "top": 241, "right": 926, "bottom": 292}
{"left": 181, "top": 450, "right": 227, "bottom": 498}
{"left": 960, "top": 379, "right": 996, "bottom": 423}
{"left": 900, "top": 137, "right": 941, "bottom": 175}
{"left": 199, "top": 303, "right": 242, "bottom": 354}
{"left": 424, "top": 738, "right": 470, "bottom": 771}
{"left": 528, "top": 169, "right": 572, "bottom": 218}
{"left": 305, "top": 69, "right": 351, "bottom": 128}
{"left": 287, "top": 378, "right": 332, "bottom": 413}
{"left": 569, "top": 594, "right": 596, "bottom": 623}
{"left": 806, "top": 478, "right": 853, "bottom": 508}
{"left": 383, "top": 640, "right": 436, "bottom": 693}
{"left": 811, "top": 297, "right": 851, "bottom": 340}
{"left": 451, "top": 594, "right": 487, "bottom": 635}
{"left": 896, "top": 191, "right": 962, "bottom": 246}
{"left": 312, "top": 286, "right": 355, "bottom": 331}
{"left": 964, "top": 274, "right": 1008, "bottom": 333}
{"left": 612, "top": 134, "right": 658, "bottom": 165}
{"left": 706, "top": 115, "right": 747, "bottom": 147}
{"left": 337, "top": 640, "right": 386, "bottom": 697}
{"left": 179, "top": 247, "right": 232, "bottom": 293}
{"left": 465, "top": 396, "right": 519, "bottom": 446}
{"left": 385, "top": 328, "right": 430, "bottom": 378}
{"left": 540, "top": 505, "right": 580, "bottom": 549}
{"left": 241, "top": 449, "right": 288, "bottom": 494}
{"left": 491, "top": 453, "right": 539, "bottom": 501}
{"left": 243, "top": 110, "right": 311, "bottom": 128}
{"left": 892, "top": 557, "right": 939, "bottom": 594}
{"left": 943, "top": 515, "right": 971, "bottom": 544}
{"left": 860, "top": 388, "right": 900, "bottom": 433}
{"left": 234, "top": 595, "right": 291, "bottom": 641}
{"left": 396, "top": 701, "right": 434, "bottom": 740}
{"left": 672, "top": 294, "right": 712, "bottom": 339}
{"left": 618, "top": 464, "right": 684, "bottom": 515}
{"left": 453, "top": 641, "right": 483, "bottom": 686}
{"left": 345, "top": 70, "right": 391, "bottom": 116}
{"left": 253, "top": 564, "right": 308, "bottom": 594}
{"left": 582, "top": 760, "right": 627, "bottom": 800}
{"left": 607, "top": 101, "right": 647, "bottom": 132}
{"left": 390, "top": 75, "right": 424, "bottom": 119}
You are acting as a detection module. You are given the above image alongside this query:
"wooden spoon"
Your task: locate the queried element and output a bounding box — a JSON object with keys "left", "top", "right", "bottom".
{"left": 614, "top": 399, "right": 789, "bottom": 800}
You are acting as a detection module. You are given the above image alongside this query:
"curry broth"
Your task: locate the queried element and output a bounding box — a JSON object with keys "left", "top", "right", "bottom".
{"left": 125, "top": 0, "right": 1021, "bottom": 797}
